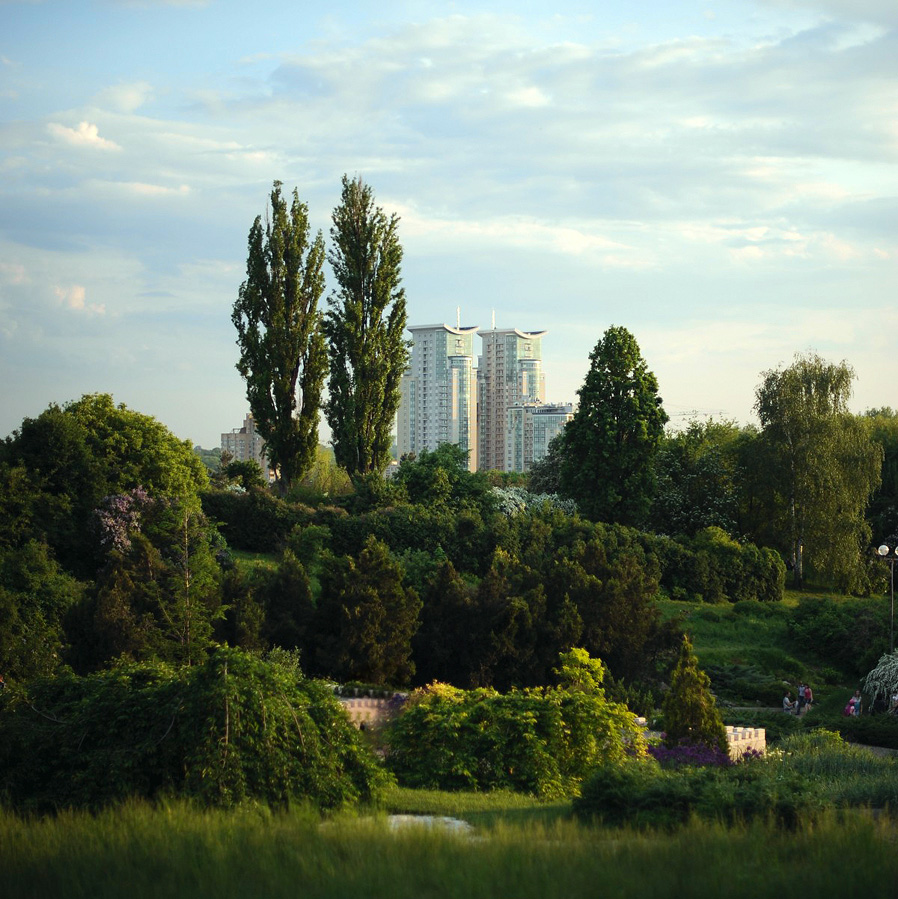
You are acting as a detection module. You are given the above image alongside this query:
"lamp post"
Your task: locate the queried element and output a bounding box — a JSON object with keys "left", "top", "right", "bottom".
{"left": 877, "top": 543, "right": 897, "bottom": 654}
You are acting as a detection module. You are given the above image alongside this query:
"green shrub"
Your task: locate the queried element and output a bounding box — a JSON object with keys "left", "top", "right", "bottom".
{"left": 789, "top": 596, "right": 889, "bottom": 679}
{"left": 706, "top": 663, "right": 786, "bottom": 705}
{"left": 574, "top": 757, "right": 822, "bottom": 830}
{"left": 385, "top": 652, "right": 646, "bottom": 797}
{"left": 829, "top": 714, "right": 898, "bottom": 750}
{"left": 200, "top": 489, "right": 313, "bottom": 552}
{"left": 649, "top": 528, "right": 785, "bottom": 605}
{"left": 0, "top": 647, "right": 387, "bottom": 812}
{"left": 774, "top": 729, "right": 898, "bottom": 810}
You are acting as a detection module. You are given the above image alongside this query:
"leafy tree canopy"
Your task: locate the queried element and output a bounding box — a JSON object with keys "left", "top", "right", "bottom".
{"left": 755, "top": 354, "right": 882, "bottom": 591}
{"left": 394, "top": 444, "right": 494, "bottom": 512}
{"left": 2, "top": 394, "right": 207, "bottom": 576}
{"left": 649, "top": 419, "right": 743, "bottom": 538}
{"left": 864, "top": 408, "right": 898, "bottom": 542}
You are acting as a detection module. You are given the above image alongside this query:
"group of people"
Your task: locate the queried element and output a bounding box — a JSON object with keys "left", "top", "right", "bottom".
{"left": 782, "top": 682, "right": 814, "bottom": 715}
{"left": 843, "top": 689, "right": 863, "bottom": 717}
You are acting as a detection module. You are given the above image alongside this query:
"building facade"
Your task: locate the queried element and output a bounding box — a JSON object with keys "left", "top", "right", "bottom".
{"left": 505, "top": 403, "right": 574, "bottom": 473}
{"left": 221, "top": 412, "right": 271, "bottom": 480}
{"left": 477, "top": 328, "right": 547, "bottom": 472}
{"left": 397, "top": 323, "right": 479, "bottom": 471}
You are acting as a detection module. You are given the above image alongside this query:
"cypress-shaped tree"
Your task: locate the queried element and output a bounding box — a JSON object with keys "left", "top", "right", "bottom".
{"left": 232, "top": 181, "right": 328, "bottom": 491}
{"left": 662, "top": 633, "right": 728, "bottom": 753}
{"left": 324, "top": 175, "right": 409, "bottom": 477}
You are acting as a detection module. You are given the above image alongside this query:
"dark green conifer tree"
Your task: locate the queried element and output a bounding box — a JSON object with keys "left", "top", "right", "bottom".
{"left": 662, "top": 634, "right": 728, "bottom": 753}
{"left": 314, "top": 536, "right": 421, "bottom": 684}
{"left": 558, "top": 326, "right": 667, "bottom": 525}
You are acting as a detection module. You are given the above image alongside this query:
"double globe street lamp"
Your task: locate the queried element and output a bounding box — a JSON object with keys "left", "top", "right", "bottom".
{"left": 876, "top": 542, "right": 897, "bottom": 654}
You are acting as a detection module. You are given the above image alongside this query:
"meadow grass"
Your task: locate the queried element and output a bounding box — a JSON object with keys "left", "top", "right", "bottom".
{"left": 231, "top": 549, "right": 279, "bottom": 571}
{"left": 657, "top": 595, "right": 858, "bottom": 703}
{"left": 3, "top": 800, "right": 898, "bottom": 899}
{"left": 658, "top": 599, "right": 797, "bottom": 672}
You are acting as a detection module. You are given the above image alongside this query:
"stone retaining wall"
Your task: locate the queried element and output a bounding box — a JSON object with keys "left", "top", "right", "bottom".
{"left": 339, "top": 697, "right": 396, "bottom": 729}
{"left": 725, "top": 725, "right": 766, "bottom": 760}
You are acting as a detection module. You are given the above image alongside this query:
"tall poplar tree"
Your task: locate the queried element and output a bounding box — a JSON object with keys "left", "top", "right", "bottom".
{"left": 232, "top": 182, "right": 327, "bottom": 491}
{"left": 558, "top": 326, "right": 667, "bottom": 525}
{"left": 755, "top": 353, "right": 882, "bottom": 590}
{"left": 324, "top": 175, "right": 409, "bottom": 477}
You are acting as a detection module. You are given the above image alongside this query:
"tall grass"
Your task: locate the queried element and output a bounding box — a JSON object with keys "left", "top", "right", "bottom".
{"left": 2, "top": 801, "right": 898, "bottom": 899}
{"left": 776, "top": 731, "right": 898, "bottom": 809}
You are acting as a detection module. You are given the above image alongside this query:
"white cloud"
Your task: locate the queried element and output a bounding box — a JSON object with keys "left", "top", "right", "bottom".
{"left": 96, "top": 81, "right": 153, "bottom": 113}
{"left": 124, "top": 182, "right": 191, "bottom": 197}
{"left": 395, "top": 205, "right": 639, "bottom": 262}
{"left": 46, "top": 121, "right": 121, "bottom": 151}
{"left": 54, "top": 284, "right": 105, "bottom": 314}
{"left": 0, "top": 262, "right": 28, "bottom": 284}
{"left": 506, "top": 86, "right": 551, "bottom": 107}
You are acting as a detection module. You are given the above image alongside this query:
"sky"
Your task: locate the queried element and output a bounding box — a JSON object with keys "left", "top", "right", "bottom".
{"left": 1, "top": 0, "right": 896, "bottom": 449}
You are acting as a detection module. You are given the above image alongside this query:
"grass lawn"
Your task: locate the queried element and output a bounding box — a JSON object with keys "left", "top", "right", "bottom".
{"left": 657, "top": 593, "right": 862, "bottom": 708}
{"left": 3, "top": 797, "right": 897, "bottom": 899}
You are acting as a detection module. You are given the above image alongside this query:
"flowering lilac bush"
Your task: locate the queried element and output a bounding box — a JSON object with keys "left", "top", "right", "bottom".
{"left": 95, "top": 487, "right": 151, "bottom": 553}
{"left": 491, "top": 487, "right": 578, "bottom": 517}
{"left": 648, "top": 739, "right": 732, "bottom": 768}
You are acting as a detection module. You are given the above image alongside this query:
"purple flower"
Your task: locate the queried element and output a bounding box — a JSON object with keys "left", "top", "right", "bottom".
{"left": 95, "top": 487, "right": 151, "bottom": 553}
{"left": 648, "top": 740, "right": 732, "bottom": 768}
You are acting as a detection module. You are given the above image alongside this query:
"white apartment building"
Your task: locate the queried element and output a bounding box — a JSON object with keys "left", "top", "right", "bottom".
{"left": 397, "top": 323, "right": 479, "bottom": 471}
{"left": 477, "top": 328, "right": 547, "bottom": 472}
{"left": 506, "top": 403, "right": 574, "bottom": 473}
{"left": 221, "top": 412, "right": 272, "bottom": 480}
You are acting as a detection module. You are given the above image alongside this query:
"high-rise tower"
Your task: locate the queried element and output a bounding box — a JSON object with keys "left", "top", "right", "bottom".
{"left": 476, "top": 328, "right": 547, "bottom": 471}
{"left": 397, "top": 323, "right": 479, "bottom": 470}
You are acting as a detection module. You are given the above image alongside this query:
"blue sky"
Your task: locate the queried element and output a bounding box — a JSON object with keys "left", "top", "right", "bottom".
{"left": 1, "top": 0, "right": 896, "bottom": 448}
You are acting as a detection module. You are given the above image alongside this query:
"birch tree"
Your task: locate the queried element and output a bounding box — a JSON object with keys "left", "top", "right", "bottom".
{"left": 755, "top": 354, "right": 881, "bottom": 590}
